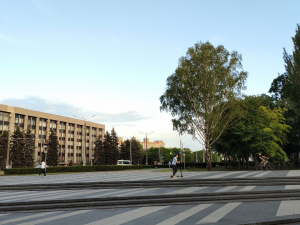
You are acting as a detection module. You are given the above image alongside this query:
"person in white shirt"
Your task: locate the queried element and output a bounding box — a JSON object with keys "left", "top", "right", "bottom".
{"left": 39, "top": 160, "right": 46, "bottom": 176}
{"left": 171, "top": 154, "right": 179, "bottom": 178}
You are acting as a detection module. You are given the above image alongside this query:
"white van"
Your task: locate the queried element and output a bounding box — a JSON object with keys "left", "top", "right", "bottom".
{"left": 117, "top": 160, "right": 132, "bottom": 165}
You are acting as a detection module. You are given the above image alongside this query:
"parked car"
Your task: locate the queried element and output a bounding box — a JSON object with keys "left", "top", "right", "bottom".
{"left": 117, "top": 160, "right": 132, "bottom": 165}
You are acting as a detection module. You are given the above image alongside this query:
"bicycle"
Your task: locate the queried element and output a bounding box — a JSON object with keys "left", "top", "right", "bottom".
{"left": 255, "top": 160, "right": 274, "bottom": 171}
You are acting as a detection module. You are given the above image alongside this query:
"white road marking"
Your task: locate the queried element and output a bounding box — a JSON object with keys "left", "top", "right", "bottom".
{"left": 215, "top": 186, "right": 237, "bottom": 192}
{"left": 156, "top": 204, "right": 212, "bottom": 225}
{"left": 0, "top": 211, "right": 58, "bottom": 224}
{"left": 84, "top": 206, "right": 169, "bottom": 225}
{"left": 196, "top": 202, "right": 241, "bottom": 224}
{"left": 167, "top": 187, "right": 206, "bottom": 195}
{"left": 17, "top": 210, "right": 92, "bottom": 225}
{"left": 238, "top": 186, "right": 256, "bottom": 191}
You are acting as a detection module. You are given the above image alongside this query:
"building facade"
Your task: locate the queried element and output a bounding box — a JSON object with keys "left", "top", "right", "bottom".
{"left": 140, "top": 138, "right": 165, "bottom": 149}
{"left": 0, "top": 104, "right": 105, "bottom": 167}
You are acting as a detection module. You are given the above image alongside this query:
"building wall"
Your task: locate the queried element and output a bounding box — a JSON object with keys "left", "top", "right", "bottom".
{"left": 140, "top": 138, "right": 165, "bottom": 149}
{"left": 0, "top": 104, "right": 105, "bottom": 167}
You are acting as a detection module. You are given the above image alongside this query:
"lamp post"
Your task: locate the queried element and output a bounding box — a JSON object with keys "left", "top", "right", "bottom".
{"left": 73, "top": 115, "right": 95, "bottom": 166}
{"left": 140, "top": 131, "right": 153, "bottom": 165}
{"left": 123, "top": 136, "right": 133, "bottom": 163}
{"left": 129, "top": 139, "right": 132, "bottom": 163}
{"left": 6, "top": 113, "right": 11, "bottom": 169}
{"left": 43, "top": 145, "right": 48, "bottom": 165}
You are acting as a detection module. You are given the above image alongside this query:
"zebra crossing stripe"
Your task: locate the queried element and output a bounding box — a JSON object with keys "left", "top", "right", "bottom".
{"left": 84, "top": 206, "right": 169, "bottom": 225}
{"left": 215, "top": 186, "right": 237, "bottom": 192}
{"left": 287, "top": 170, "right": 300, "bottom": 177}
{"left": 252, "top": 171, "right": 272, "bottom": 177}
{"left": 294, "top": 201, "right": 300, "bottom": 215}
{"left": 276, "top": 200, "right": 300, "bottom": 216}
{"left": 167, "top": 187, "right": 206, "bottom": 195}
{"left": 17, "top": 210, "right": 92, "bottom": 225}
{"left": 156, "top": 204, "right": 212, "bottom": 225}
{"left": 116, "top": 188, "right": 160, "bottom": 197}
{"left": 196, "top": 202, "right": 241, "bottom": 224}
{"left": 235, "top": 171, "right": 261, "bottom": 178}
{"left": 0, "top": 211, "right": 58, "bottom": 224}
{"left": 238, "top": 186, "right": 256, "bottom": 191}
{"left": 204, "top": 171, "right": 245, "bottom": 179}
{"left": 0, "top": 190, "right": 70, "bottom": 202}
{"left": 285, "top": 185, "right": 300, "bottom": 190}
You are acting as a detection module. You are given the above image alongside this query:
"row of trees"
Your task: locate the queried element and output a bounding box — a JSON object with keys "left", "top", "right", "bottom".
{"left": 160, "top": 24, "right": 300, "bottom": 170}
{"left": 0, "top": 127, "right": 59, "bottom": 169}
{"left": 93, "top": 128, "right": 145, "bottom": 165}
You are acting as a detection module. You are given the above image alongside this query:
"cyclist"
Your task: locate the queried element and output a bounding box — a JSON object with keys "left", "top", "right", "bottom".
{"left": 257, "top": 152, "right": 269, "bottom": 168}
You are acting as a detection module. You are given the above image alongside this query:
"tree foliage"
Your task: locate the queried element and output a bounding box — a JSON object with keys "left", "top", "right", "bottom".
{"left": 214, "top": 95, "right": 290, "bottom": 168}
{"left": 94, "top": 137, "right": 104, "bottom": 165}
{"left": 120, "top": 138, "right": 143, "bottom": 164}
{"left": 46, "top": 130, "right": 59, "bottom": 166}
{"left": 269, "top": 24, "right": 300, "bottom": 165}
{"left": 95, "top": 128, "right": 120, "bottom": 165}
{"left": 0, "top": 131, "right": 8, "bottom": 169}
{"left": 10, "top": 127, "right": 35, "bottom": 168}
{"left": 24, "top": 129, "right": 35, "bottom": 168}
{"left": 160, "top": 41, "right": 247, "bottom": 170}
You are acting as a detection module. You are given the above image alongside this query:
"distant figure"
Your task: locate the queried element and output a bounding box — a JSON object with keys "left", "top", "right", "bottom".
{"left": 168, "top": 161, "right": 171, "bottom": 168}
{"left": 171, "top": 154, "right": 179, "bottom": 178}
{"left": 39, "top": 160, "right": 46, "bottom": 176}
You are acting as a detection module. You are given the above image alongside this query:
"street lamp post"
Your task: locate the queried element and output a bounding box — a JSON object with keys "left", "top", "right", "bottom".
{"left": 43, "top": 145, "right": 48, "bottom": 167}
{"left": 6, "top": 113, "right": 11, "bottom": 169}
{"left": 140, "top": 131, "right": 153, "bottom": 165}
{"left": 129, "top": 139, "right": 132, "bottom": 163}
{"left": 73, "top": 115, "right": 95, "bottom": 166}
{"left": 123, "top": 136, "right": 133, "bottom": 163}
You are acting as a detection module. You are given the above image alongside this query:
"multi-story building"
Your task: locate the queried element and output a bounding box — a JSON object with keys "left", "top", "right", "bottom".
{"left": 140, "top": 138, "right": 165, "bottom": 149}
{"left": 0, "top": 104, "right": 105, "bottom": 167}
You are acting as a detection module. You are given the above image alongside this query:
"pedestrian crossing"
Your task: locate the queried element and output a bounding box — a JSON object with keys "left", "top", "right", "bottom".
{"left": 1, "top": 170, "right": 300, "bottom": 224}
{"left": 0, "top": 169, "right": 294, "bottom": 186}
{"left": 0, "top": 200, "right": 299, "bottom": 225}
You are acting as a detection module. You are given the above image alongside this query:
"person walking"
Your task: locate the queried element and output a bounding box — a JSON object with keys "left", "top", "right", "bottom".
{"left": 39, "top": 160, "right": 46, "bottom": 176}
{"left": 171, "top": 154, "right": 179, "bottom": 178}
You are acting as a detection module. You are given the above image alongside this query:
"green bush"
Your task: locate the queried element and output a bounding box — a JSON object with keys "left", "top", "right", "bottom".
{"left": 4, "top": 165, "right": 155, "bottom": 175}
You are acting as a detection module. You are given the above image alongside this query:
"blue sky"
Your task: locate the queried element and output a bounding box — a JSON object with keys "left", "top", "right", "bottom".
{"left": 0, "top": 0, "right": 299, "bottom": 151}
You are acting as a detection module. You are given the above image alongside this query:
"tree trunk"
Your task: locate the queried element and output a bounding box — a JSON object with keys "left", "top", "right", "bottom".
{"left": 206, "top": 146, "right": 212, "bottom": 171}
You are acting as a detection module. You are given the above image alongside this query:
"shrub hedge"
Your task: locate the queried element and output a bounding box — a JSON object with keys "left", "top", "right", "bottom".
{"left": 4, "top": 165, "right": 154, "bottom": 175}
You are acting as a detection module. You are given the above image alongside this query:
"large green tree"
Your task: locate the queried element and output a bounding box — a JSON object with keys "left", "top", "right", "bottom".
{"left": 0, "top": 131, "right": 9, "bottom": 170}
{"left": 120, "top": 138, "right": 143, "bottom": 164}
{"left": 103, "top": 131, "right": 112, "bottom": 165}
{"left": 46, "top": 130, "right": 59, "bottom": 166}
{"left": 160, "top": 41, "right": 248, "bottom": 170}
{"left": 94, "top": 137, "right": 104, "bottom": 165}
{"left": 215, "top": 95, "right": 290, "bottom": 168}
{"left": 24, "top": 129, "right": 35, "bottom": 168}
{"left": 10, "top": 127, "right": 34, "bottom": 168}
{"left": 101, "top": 128, "right": 120, "bottom": 165}
{"left": 269, "top": 24, "right": 300, "bottom": 165}
{"left": 110, "top": 128, "right": 119, "bottom": 164}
